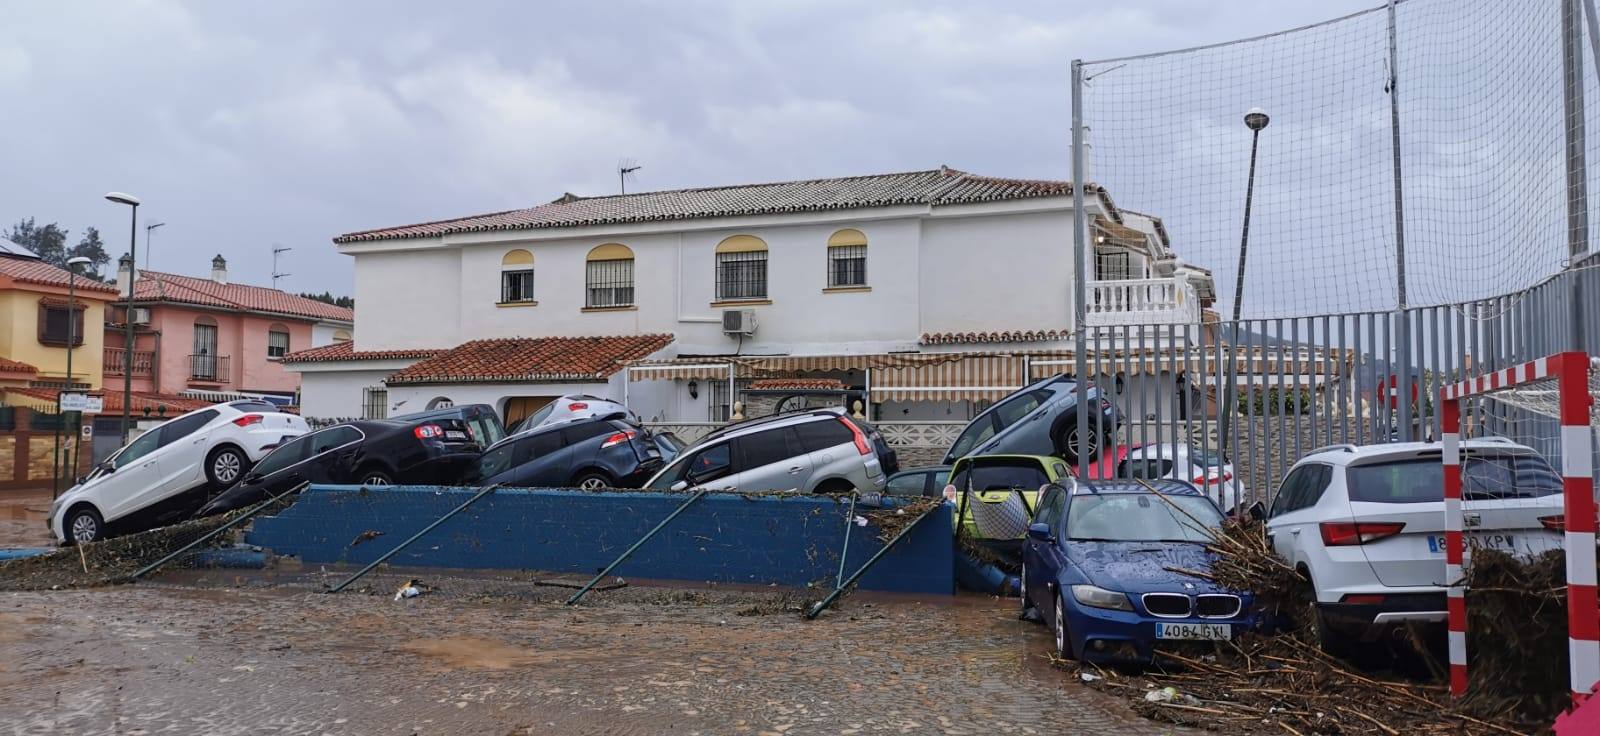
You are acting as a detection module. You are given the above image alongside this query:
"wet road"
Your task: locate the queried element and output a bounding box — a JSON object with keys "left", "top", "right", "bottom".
{"left": 0, "top": 580, "right": 1197, "bottom": 736}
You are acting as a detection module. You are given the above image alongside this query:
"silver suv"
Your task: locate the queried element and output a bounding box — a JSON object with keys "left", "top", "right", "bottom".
{"left": 644, "top": 408, "right": 890, "bottom": 493}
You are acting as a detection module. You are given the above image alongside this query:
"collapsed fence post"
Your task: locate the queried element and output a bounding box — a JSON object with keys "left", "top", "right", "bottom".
{"left": 327, "top": 483, "right": 500, "bottom": 594}
{"left": 805, "top": 502, "right": 938, "bottom": 620}
{"left": 124, "top": 481, "right": 310, "bottom": 582}
{"left": 566, "top": 487, "right": 710, "bottom": 605}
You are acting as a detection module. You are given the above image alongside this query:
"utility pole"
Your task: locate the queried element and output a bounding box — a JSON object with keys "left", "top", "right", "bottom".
{"left": 1386, "top": 0, "right": 1414, "bottom": 442}
{"left": 1564, "top": 0, "right": 1591, "bottom": 352}
{"left": 1071, "top": 60, "right": 1090, "bottom": 468}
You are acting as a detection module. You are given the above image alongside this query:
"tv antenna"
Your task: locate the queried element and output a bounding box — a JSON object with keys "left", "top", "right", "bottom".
{"left": 272, "top": 244, "right": 292, "bottom": 288}
{"left": 618, "top": 159, "right": 642, "bottom": 194}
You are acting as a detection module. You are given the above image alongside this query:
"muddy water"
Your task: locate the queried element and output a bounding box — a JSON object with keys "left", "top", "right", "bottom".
{"left": 0, "top": 493, "right": 53, "bottom": 549}
{"left": 0, "top": 583, "right": 1196, "bottom": 735}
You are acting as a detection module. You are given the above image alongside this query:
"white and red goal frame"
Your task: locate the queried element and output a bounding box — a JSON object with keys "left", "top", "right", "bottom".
{"left": 1439, "top": 351, "right": 1597, "bottom": 702}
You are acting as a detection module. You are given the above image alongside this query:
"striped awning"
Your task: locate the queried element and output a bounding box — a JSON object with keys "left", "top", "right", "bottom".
{"left": 870, "top": 354, "right": 1027, "bottom": 402}
{"left": 625, "top": 353, "right": 972, "bottom": 382}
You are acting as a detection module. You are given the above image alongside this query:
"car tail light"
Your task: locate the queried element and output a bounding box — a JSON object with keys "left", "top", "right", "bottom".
{"left": 1541, "top": 515, "right": 1565, "bottom": 531}
{"left": 1319, "top": 521, "right": 1405, "bottom": 546}
{"left": 1192, "top": 471, "right": 1234, "bottom": 486}
{"left": 838, "top": 417, "right": 871, "bottom": 455}
{"left": 1341, "top": 594, "right": 1387, "bottom": 605}
{"left": 601, "top": 430, "right": 637, "bottom": 449}
{"left": 413, "top": 424, "right": 444, "bottom": 440}
{"left": 568, "top": 402, "right": 588, "bottom": 411}
{"left": 232, "top": 414, "right": 263, "bottom": 427}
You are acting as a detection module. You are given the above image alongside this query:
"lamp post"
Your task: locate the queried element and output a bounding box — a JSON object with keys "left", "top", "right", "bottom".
{"left": 106, "top": 192, "right": 140, "bottom": 443}
{"left": 1220, "top": 109, "right": 1269, "bottom": 453}
{"left": 52, "top": 256, "right": 93, "bottom": 498}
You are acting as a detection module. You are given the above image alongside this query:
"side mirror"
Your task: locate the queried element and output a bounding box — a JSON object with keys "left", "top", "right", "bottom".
{"left": 1246, "top": 501, "right": 1267, "bottom": 522}
{"left": 1027, "top": 522, "right": 1054, "bottom": 542}
{"left": 670, "top": 480, "right": 690, "bottom": 492}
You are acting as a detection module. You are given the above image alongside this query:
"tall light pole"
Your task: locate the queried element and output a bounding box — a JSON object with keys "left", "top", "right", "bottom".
{"left": 1220, "top": 109, "right": 1269, "bottom": 452}
{"left": 52, "top": 256, "right": 93, "bottom": 498}
{"left": 106, "top": 192, "right": 140, "bottom": 443}
{"left": 145, "top": 222, "right": 165, "bottom": 270}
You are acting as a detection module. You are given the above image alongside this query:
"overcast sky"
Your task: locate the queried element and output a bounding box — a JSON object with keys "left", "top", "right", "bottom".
{"left": 2, "top": 1, "right": 1406, "bottom": 298}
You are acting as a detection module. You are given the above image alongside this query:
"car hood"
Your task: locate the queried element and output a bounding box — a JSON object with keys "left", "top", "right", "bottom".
{"left": 1066, "top": 540, "right": 1230, "bottom": 596}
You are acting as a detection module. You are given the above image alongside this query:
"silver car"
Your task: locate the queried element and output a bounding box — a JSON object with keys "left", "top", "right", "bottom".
{"left": 644, "top": 408, "right": 888, "bottom": 493}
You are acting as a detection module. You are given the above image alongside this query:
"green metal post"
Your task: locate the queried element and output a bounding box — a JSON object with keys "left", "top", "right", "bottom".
{"left": 126, "top": 481, "right": 309, "bottom": 581}
{"left": 836, "top": 492, "right": 858, "bottom": 588}
{"left": 805, "top": 502, "right": 939, "bottom": 620}
{"left": 328, "top": 484, "right": 500, "bottom": 594}
{"left": 566, "top": 487, "right": 710, "bottom": 605}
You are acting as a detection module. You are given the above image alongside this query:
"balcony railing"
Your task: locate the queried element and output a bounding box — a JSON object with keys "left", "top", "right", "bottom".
{"left": 103, "top": 347, "right": 155, "bottom": 377}
{"left": 1086, "top": 277, "right": 1201, "bottom": 326}
{"left": 188, "top": 354, "right": 230, "bottom": 383}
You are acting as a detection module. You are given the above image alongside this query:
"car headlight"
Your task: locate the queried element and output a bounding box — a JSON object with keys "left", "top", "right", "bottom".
{"left": 1071, "top": 584, "right": 1134, "bottom": 612}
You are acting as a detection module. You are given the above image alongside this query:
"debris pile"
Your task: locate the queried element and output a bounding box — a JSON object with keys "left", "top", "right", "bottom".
{"left": 1461, "top": 548, "right": 1574, "bottom": 726}
{"left": 862, "top": 497, "right": 940, "bottom": 543}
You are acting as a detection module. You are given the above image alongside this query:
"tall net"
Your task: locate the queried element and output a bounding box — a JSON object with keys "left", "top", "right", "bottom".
{"left": 1081, "top": 0, "right": 1599, "bottom": 318}
{"left": 1474, "top": 357, "right": 1600, "bottom": 477}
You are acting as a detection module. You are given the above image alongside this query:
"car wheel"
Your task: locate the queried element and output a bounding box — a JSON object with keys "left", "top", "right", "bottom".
{"left": 1053, "top": 590, "right": 1075, "bottom": 659}
{"left": 67, "top": 506, "right": 103, "bottom": 545}
{"left": 1057, "top": 422, "right": 1104, "bottom": 466}
{"left": 572, "top": 472, "right": 611, "bottom": 490}
{"left": 206, "top": 446, "right": 248, "bottom": 486}
{"left": 1296, "top": 572, "right": 1353, "bottom": 657}
{"left": 1019, "top": 570, "right": 1030, "bottom": 616}
{"left": 360, "top": 470, "right": 392, "bottom": 487}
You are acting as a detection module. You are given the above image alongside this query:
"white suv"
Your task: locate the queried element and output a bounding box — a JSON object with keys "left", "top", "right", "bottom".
{"left": 1267, "top": 438, "right": 1566, "bottom": 649}
{"left": 51, "top": 400, "right": 307, "bottom": 544}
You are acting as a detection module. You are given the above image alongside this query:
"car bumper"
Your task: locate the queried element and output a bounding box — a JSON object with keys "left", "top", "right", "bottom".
{"left": 1317, "top": 592, "right": 1447, "bottom": 639}
{"left": 1066, "top": 602, "right": 1260, "bottom": 664}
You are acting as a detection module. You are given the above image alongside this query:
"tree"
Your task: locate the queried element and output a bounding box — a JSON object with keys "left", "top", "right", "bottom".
{"left": 299, "top": 291, "right": 354, "bottom": 309}
{"left": 6, "top": 218, "right": 70, "bottom": 265}
{"left": 69, "top": 227, "right": 110, "bottom": 279}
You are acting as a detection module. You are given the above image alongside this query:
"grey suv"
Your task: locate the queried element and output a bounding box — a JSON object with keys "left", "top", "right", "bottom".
{"left": 644, "top": 408, "right": 891, "bottom": 493}
{"left": 942, "top": 374, "right": 1120, "bottom": 465}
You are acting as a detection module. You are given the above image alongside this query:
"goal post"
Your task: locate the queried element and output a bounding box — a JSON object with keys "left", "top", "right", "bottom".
{"left": 1439, "top": 351, "right": 1597, "bottom": 702}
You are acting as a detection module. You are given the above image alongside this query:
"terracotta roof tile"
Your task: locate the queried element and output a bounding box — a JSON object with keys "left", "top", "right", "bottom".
{"left": 385, "top": 334, "right": 674, "bottom": 386}
{"left": 336, "top": 167, "right": 1098, "bottom": 243}
{"left": 919, "top": 330, "right": 1070, "bottom": 346}
{"left": 0, "top": 358, "right": 38, "bottom": 374}
{"left": 0, "top": 255, "right": 120, "bottom": 294}
{"left": 280, "top": 341, "right": 444, "bottom": 364}
{"left": 5, "top": 387, "right": 213, "bottom": 413}
{"left": 134, "top": 271, "right": 354, "bottom": 322}
{"left": 745, "top": 378, "right": 847, "bottom": 391}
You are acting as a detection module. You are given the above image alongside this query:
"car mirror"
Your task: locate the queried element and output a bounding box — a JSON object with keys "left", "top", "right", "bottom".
{"left": 1245, "top": 501, "right": 1267, "bottom": 522}
{"left": 670, "top": 480, "right": 690, "bottom": 492}
{"left": 1027, "top": 522, "right": 1055, "bottom": 542}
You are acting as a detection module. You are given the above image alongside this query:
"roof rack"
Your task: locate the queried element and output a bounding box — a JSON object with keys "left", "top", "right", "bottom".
{"left": 697, "top": 407, "right": 842, "bottom": 442}
{"left": 1308, "top": 443, "right": 1359, "bottom": 455}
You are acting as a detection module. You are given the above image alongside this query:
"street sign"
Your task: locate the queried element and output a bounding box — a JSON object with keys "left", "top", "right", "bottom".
{"left": 83, "top": 396, "right": 104, "bottom": 414}
{"left": 57, "top": 393, "right": 104, "bottom": 413}
{"left": 80, "top": 424, "right": 93, "bottom": 440}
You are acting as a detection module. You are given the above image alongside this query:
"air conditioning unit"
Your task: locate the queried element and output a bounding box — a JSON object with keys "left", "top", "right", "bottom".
{"left": 722, "top": 309, "right": 757, "bottom": 336}
{"left": 130, "top": 307, "right": 151, "bottom": 325}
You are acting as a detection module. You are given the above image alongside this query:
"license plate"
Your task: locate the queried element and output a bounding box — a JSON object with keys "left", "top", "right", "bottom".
{"left": 1428, "top": 534, "right": 1516, "bottom": 553}
{"left": 1155, "top": 623, "right": 1231, "bottom": 641}
{"left": 445, "top": 430, "right": 468, "bottom": 440}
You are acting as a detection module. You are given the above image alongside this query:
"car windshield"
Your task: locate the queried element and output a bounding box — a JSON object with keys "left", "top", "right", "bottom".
{"left": 1066, "top": 493, "right": 1221, "bottom": 542}
{"left": 1347, "top": 455, "right": 1562, "bottom": 502}
{"left": 950, "top": 460, "right": 1049, "bottom": 491}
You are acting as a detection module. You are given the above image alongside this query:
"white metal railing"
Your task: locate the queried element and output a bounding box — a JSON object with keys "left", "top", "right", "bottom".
{"left": 642, "top": 422, "right": 721, "bottom": 444}
{"left": 1086, "top": 277, "right": 1201, "bottom": 326}
{"left": 874, "top": 421, "right": 966, "bottom": 449}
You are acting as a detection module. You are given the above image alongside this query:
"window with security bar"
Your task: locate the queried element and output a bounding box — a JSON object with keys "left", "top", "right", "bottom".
{"left": 1094, "top": 249, "right": 1131, "bottom": 281}
{"left": 586, "top": 258, "right": 634, "bottom": 307}
{"left": 828, "top": 245, "right": 867, "bottom": 287}
{"left": 716, "top": 250, "right": 767, "bottom": 300}
{"left": 362, "top": 387, "right": 388, "bottom": 419}
{"left": 708, "top": 380, "right": 730, "bottom": 422}
{"left": 267, "top": 329, "right": 290, "bottom": 358}
{"left": 501, "top": 269, "right": 535, "bottom": 303}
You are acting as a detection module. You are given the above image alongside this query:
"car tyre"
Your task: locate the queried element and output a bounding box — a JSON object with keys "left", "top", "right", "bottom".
{"left": 206, "top": 445, "right": 249, "bottom": 487}
{"left": 359, "top": 469, "right": 393, "bottom": 487}
{"left": 1053, "top": 589, "right": 1075, "bottom": 660}
{"left": 572, "top": 471, "right": 612, "bottom": 490}
{"left": 1296, "top": 572, "right": 1353, "bottom": 658}
{"left": 66, "top": 506, "right": 104, "bottom": 546}
{"left": 1019, "top": 570, "right": 1033, "bottom": 619}
{"left": 1056, "top": 422, "right": 1105, "bottom": 466}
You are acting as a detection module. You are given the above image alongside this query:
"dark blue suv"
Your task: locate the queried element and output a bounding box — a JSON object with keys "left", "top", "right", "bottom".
{"left": 943, "top": 374, "right": 1120, "bottom": 465}
{"left": 464, "top": 416, "right": 662, "bottom": 489}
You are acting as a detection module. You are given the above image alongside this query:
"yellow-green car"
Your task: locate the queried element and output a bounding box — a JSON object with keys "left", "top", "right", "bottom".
{"left": 940, "top": 454, "right": 1073, "bottom": 541}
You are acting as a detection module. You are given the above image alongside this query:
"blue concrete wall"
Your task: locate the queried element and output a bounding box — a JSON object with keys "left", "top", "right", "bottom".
{"left": 246, "top": 486, "right": 953, "bottom": 595}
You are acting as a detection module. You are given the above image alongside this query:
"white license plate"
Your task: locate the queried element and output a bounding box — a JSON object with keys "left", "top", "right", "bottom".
{"left": 445, "top": 430, "right": 468, "bottom": 440}
{"left": 1155, "top": 623, "right": 1231, "bottom": 641}
{"left": 1427, "top": 534, "right": 1517, "bottom": 553}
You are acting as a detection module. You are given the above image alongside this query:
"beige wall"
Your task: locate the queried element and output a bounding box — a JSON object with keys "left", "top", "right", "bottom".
{"left": 0, "top": 287, "right": 111, "bottom": 389}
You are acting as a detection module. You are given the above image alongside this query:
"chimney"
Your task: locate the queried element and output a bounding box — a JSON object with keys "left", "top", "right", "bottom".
{"left": 210, "top": 254, "right": 228, "bottom": 284}
{"left": 116, "top": 253, "right": 136, "bottom": 296}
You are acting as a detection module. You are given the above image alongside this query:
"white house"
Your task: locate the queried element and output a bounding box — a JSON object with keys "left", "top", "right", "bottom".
{"left": 284, "top": 166, "right": 1218, "bottom": 435}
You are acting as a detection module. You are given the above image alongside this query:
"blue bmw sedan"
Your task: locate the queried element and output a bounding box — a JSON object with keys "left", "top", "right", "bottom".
{"left": 1020, "top": 479, "right": 1259, "bottom": 663}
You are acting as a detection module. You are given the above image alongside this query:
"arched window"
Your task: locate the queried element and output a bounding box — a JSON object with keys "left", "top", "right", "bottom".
{"left": 192, "top": 316, "right": 220, "bottom": 380}
{"left": 585, "top": 243, "right": 635, "bottom": 308}
{"left": 826, "top": 229, "right": 867, "bottom": 288}
{"left": 267, "top": 322, "right": 290, "bottom": 358}
{"left": 500, "top": 249, "right": 535, "bottom": 303}
{"left": 427, "top": 396, "right": 454, "bottom": 410}
{"left": 715, "top": 235, "right": 768, "bottom": 301}
{"left": 332, "top": 329, "right": 352, "bottom": 342}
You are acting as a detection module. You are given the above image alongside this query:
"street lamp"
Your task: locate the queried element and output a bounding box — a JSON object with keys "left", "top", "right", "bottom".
{"left": 52, "top": 256, "right": 92, "bottom": 498}
{"left": 106, "top": 192, "right": 140, "bottom": 443}
{"left": 1220, "top": 109, "right": 1269, "bottom": 454}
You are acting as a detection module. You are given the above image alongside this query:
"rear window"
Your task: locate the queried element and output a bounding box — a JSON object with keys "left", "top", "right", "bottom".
{"left": 1346, "top": 455, "right": 1563, "bottom": 503}
{"left": 793, "top": 419, "right": 853, "bottom": 452}
{"left": 950, "top": 460, "right": 1050, "bottom": 492}
{"left": 562, "top": 420, "right": 614, "bottom": 445}
{"left": 229, "top": 400, "right": 280, "bottom": 414}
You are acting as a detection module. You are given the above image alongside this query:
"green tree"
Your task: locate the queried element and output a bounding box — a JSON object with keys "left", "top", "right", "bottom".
{"left": 69, "top": 226, "right": 110, "bottom": 279}
{"left": 300, "top": 291, "right": 354, "bottom": 309}
{"left": 6, "top": 217, "right": 70, "bottom": 265}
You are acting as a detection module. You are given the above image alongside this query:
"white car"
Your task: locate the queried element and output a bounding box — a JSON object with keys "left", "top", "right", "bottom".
{"left": 51, "top": 400, "right": 308, "bottom": 544}
{"left": 1118, "top": 443, "right": 1243, "bottom": 512}
{"left": 1266, "top": 438, "right": 1565, "bottom": 650}
{"left": 507, "top": 394, "right": 638, "bottom": 436}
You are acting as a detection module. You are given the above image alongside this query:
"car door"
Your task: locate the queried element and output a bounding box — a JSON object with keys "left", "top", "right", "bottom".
{"left": 300, "top": 427, "right": 366, "bottom": 485}
{"left": 730, "top": 427, "right": 810, "bottom": 492}
{"left": 154, "top": 409, "right": 221, "bottom": 494}
{"left": 1024, "top": 484, "right": 1067, "bottom": 610}
{"left": 1266, "top": 464, "right": 1329, "bottom": 566}
{"left": 515, "top": 429, "right": 569, "bottom": 486}
{"left": 886, "top": 471, "right": 930, "bottom": 497}
{"left": 987, "top": 389, "right": 1053, "bottom": 455}
{"left": 245, "top": 435, "right": 314, "bottom": 495}
{"left": 681, "top": 442, "right": 738, "bottom": 491}
{"left": 98, "top": 429, "right": 167, "bottom": 521}
{"left": 792, "top": 419, "right": 854, "bottom": 487}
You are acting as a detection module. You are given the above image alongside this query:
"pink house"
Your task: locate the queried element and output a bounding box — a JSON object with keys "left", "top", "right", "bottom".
{"left": 104, "top": 254, "right": 354, "bottom": 405}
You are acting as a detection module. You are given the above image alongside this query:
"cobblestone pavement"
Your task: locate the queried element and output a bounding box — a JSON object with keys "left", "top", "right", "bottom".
{"left": 0, "top": 581, "right": 1198, "bottom": 736}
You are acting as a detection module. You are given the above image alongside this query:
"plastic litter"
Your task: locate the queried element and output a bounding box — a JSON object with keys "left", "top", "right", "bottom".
{"left": 393, "top": 578, "right": 426, "bottom": 601}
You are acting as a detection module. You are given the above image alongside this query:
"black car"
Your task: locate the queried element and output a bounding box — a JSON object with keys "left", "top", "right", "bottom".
{"left": 390, "top": 403, "right": 507, "bottom": 448}
{"left": 195, "top": 415, "right": 483, "bottom": 516}
{"left": 463, "top": 416, "right": 662, "bottom": 489}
